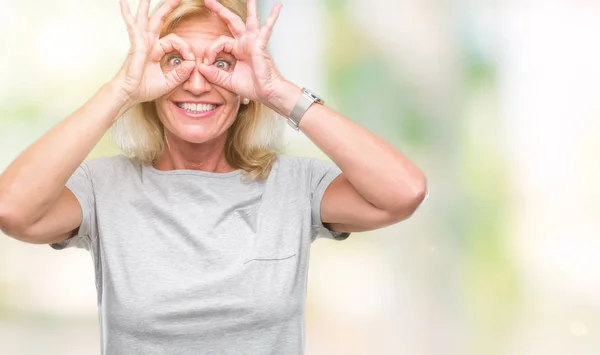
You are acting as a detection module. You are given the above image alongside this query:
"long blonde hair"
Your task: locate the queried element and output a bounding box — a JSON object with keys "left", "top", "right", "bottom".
{"left": 111, "top": 0, "right": 285, "bottom": 180}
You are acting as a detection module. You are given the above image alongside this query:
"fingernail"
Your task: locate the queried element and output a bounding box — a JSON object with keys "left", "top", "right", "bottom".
{"left": 203, "top": 58, "right": 209, "bottom": 65}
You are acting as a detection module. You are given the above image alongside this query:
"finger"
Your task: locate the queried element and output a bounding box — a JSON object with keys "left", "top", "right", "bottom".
{"left": 149, "top": 0, "right": 182, "bottom": 35}
{"left": 158, "top": 34, "right": 196, "bottom": 61}
{"left": 136, "top": 0, "right": 151, "bottom": 26}
{"left": 164, "top": 61, "right": 196, "bottom": 90}
{"left": 122, "top": 50, "right": 147, "bottom": 91}
{"left": 259, "top": 3, "right": 282, "bottom": 44}
{"left": 198, "top": 63, "right": 234, "bottom": 91}
{"left": 204, "top": 36, "right": 235, "bottom": 64}
{"left": 204, "top": 0, "right": 246, "bottom": 37}
{"left": 119, "top": 0, "right": 140, "bottom": 49}
{"left": 246, "top": 0, "right": 260, "bottom": 30}
{"left": 119, "top": 0, "right": 137, "bottom": 31}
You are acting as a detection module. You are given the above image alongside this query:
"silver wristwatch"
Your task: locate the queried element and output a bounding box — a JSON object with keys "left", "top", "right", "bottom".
{"left": 287, "top": 87, "right": 325, "bottom": 130}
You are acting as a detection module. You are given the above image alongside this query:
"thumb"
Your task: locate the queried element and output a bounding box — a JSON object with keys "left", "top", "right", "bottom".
{"left": 198, "top": 62, "right": 234, "bottom": 91}
{"left": 165, "top": 60, "right": 195, "bottom": 87}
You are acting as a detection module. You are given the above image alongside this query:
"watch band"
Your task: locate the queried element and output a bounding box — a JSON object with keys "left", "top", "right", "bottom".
{"left": 287, "top": 87, "right": 325, "bottom": 130}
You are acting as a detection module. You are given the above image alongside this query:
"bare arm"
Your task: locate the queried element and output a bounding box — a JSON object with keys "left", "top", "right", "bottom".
{"left": 272, "top": 83, "right": 428, "bottom": 232}
{"left": 198, "top": 0, "right": 427, "bottom": 234}
{"left": 0, "top": 83, "right": 129, "bottom": 243}
{"left": 0, "top": 0, "right": 194, "bottom": 244}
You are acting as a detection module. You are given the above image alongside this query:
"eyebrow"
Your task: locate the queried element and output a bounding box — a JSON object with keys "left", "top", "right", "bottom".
{"left": 214, "top": 51, "right": 235, "bottom": 59}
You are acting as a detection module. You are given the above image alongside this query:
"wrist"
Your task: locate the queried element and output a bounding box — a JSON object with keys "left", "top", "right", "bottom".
{"left": 105, "top": 79, "right": 136, "bottom": 117}
{"left": 101, "top": 79, "right": 136, "bottom": 119}
{"left": 265, "top": 80, "right": 302, "bottom": 118}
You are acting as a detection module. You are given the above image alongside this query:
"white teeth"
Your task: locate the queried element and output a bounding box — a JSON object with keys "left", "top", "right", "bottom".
{"left": 177, "top": 103, "right": 218, "bottom": 113}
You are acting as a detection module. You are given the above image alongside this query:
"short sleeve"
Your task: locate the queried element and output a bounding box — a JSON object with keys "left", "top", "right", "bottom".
{"left": 50, "top": 162, "right": 96, "bottom": 251}
{"left": 308, "top": 158, "right": 351, "bottom": 242}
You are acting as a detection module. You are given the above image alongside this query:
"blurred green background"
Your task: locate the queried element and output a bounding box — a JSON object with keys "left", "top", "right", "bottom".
{"left": 1, "top": 0, "right": 600, "bottom": 354}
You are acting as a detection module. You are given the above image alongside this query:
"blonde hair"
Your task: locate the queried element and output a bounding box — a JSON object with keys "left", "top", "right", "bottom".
{"left": 112, "top": 0, "right": 285, "bottom": 180}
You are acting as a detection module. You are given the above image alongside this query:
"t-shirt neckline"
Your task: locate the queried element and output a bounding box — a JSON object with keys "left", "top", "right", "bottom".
{"left": 144, "top": 163, "right": 244, "bottom": 178}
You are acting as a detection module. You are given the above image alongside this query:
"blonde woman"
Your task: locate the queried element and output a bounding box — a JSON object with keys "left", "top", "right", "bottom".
{"left": 0, "top": 0, "right": 427, "bottom": 353}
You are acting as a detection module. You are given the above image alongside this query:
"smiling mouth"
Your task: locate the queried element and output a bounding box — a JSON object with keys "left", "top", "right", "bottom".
{"left": 175, "top": 102, "right": 221, "bottom": 114}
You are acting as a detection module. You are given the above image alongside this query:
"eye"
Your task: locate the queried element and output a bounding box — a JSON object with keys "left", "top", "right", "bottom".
{"left": 214, "top": 59, "right": 231, "bottom": 71}
{"left": 167, "top": 56, "right": 183, "bottom": 67}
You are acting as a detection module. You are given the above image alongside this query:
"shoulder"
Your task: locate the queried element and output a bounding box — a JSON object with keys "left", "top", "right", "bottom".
{"left": 273, "top": 153, "right": 340, "bottom": 172}
{"left": 271, "top": 154, "right": 319, "bottom": 180}
{"left": 270, "top": 154, "right": 340, "bottom": 188}
{"left": 273, "top": 154, "right": 311, "bottom": 171}
{"left": 85, "top": 154, "right": 138, "bottom": 169}
{"left": 83, "top": 154, "right": 141, "bottom": 182}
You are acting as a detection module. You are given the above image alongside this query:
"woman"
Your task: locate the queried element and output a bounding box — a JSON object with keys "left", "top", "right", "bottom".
{"left": 0, "top": 0, "right": 427, "bottom": 353}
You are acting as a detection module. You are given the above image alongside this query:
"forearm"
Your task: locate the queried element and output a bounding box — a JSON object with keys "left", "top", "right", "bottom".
{"left": 268, "top": 81, "right": 427, "bottom": 213}
{"left": 0, "top": 81, "right": 130, "bottom": 225}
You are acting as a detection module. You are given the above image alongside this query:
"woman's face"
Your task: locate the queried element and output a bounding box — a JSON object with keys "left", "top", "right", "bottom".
{"left": 155, "top": 14, "right": 240, "bottom": 145}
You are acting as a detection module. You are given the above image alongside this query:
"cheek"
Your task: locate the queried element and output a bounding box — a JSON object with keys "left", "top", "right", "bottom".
{"left": 216, "top": 86, "right": 240, "bottom": 105}
{"left": 155, "top": 100, "right": 176, "bottom": 124}
{"left": 218, "top": 91, "right": 241, "bottom": 123}
{"left": 218, "top": 107, "right": 239, "bottom": 132}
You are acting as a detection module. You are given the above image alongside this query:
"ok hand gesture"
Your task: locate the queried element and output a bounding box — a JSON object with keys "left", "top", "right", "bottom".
{"left": 199, "top": 0, "right": 285, "bottom": 104}
{"left": 115, "top": 0, "right": 196, "bottom": 106}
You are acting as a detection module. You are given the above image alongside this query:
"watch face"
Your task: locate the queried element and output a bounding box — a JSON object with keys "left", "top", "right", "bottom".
{"left": 302, "top": 88, "right": 324, "bottom": 104}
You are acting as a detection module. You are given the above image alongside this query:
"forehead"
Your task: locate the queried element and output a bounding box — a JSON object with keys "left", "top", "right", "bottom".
{"left": 170, "top": 14, "right": 232, "bottom": 50}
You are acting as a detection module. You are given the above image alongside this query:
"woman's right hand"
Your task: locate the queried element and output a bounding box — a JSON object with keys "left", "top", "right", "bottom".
{"left": 114, "top": 0, "right": 196, "bottom": 107}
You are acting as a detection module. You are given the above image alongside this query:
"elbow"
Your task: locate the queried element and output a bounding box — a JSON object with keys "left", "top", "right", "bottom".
{"left": 388, "top": 176, "right": 429, "bottom": 223}
{"left": 411, "top": 181, "right": 429, "bottom": 213}
{"left": 412, "top": 174, "right": 429, "bottom": 207}
{"left": 0, "top": 214, "right": 24, "bottom": 241}
{"left": 0, "top": 217, "right": 40, "bottom": 244}
{"left": 0, "top": 202, "right": 31, "bottom": 242}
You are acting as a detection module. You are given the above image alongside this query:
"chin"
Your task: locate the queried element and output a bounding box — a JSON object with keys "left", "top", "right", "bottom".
{"left": 170, "top": 126, "right": 226, "bottom": 145}
{"left": 159, "top": 108, "right": 235, "bottom": 146}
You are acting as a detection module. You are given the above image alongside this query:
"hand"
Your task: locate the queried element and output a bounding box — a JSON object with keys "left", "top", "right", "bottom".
{"left": 114, "top": 0, "right": 196, "bottom": 106}
{"left": 199, "top": 0, "right": 285, "bottom": 104}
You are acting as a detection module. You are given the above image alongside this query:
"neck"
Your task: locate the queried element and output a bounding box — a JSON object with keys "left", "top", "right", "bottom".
{"left": 154, "top": 132, "right": 235, "bottom": 173}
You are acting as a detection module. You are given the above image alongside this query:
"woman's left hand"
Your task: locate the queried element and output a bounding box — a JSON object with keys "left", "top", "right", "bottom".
{"left": 200, "top": 0, "right": 285, "bottom": 105}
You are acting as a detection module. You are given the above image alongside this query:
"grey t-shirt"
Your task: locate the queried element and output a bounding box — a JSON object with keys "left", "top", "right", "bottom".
{"left": 51, "top": 154, "right": 349, "bottom": 355}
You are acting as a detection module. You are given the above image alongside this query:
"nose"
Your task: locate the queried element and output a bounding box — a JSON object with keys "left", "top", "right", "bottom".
{"left": 182, "top": 58, "right": 212, "bottom": 95}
